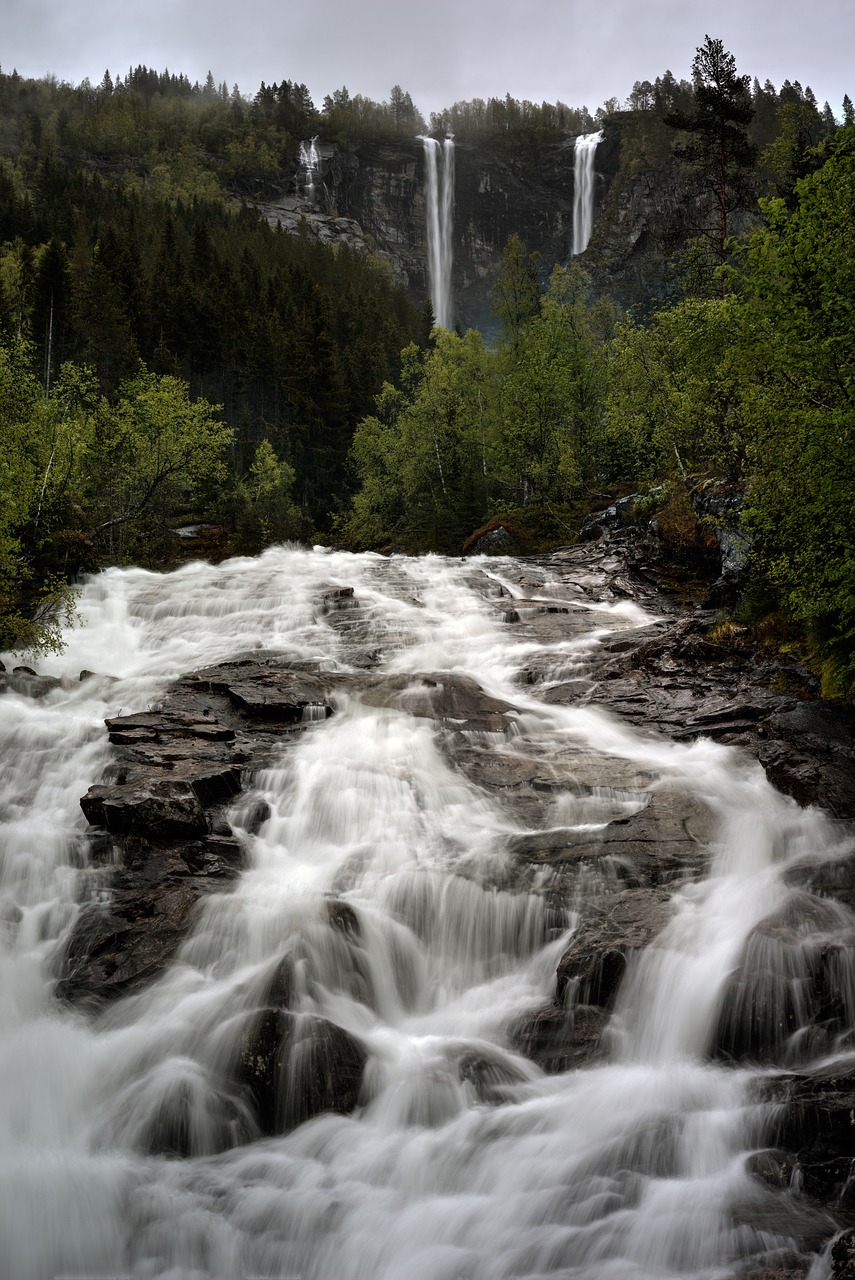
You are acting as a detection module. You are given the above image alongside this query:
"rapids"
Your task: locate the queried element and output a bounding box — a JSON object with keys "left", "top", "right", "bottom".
{"left": 0, "top": 545, "right": 850, "bottom": 1279}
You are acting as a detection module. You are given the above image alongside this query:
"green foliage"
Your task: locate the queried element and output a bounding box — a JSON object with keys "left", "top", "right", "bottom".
{"left": 344, "top": 330, "right": 498, "bottom": 550}
{"left": 499, "top": 263, "right": 612, "bottom": 504}
{"left": 0, "top": 339, "right": 231, "bottom": 648}
{"left": 88, "top": 368, "right": 231, "bottom": 559}
{"left": 733, "top": 128, "right": 855, "bottom": 686}
{"left": 234, "top": 438, "right": 301, "bottom": 548}
{"left": 343, "top": 258, "right": 614, "bottom": 549}
{"left": 599, "top": 297, "right": 746, "bottom": 481}
{"left": 665, "top": 36, "right": 756, "bottom": 263}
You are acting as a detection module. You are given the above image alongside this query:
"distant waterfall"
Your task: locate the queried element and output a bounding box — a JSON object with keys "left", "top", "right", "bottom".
{"left": 572, "top": 130, "right": 603, "bottom": 255}
{"left": 299, "top": 136, "right": 320, "bottom": 201}
{"left": 419, "top": 135, "right": 455, "bottom": 329}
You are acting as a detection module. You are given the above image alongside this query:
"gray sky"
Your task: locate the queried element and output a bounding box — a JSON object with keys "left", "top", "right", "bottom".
{"left": 5, "top": 0, "right": 854, "bottom": 118}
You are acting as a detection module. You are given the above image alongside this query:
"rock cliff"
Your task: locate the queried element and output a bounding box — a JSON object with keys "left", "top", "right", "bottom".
{"left": 256, "top": 125, "right": 678, "bottom": 331}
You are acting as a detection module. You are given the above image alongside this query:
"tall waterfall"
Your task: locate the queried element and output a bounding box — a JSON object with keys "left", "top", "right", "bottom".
{"left": 298, "top": 136, "right": 320, "bottom": 201}
{"left": 572, "top": 130, "right": 603, "bottom": 255}
{"left": 419, "top": 135, "right": 455, "bottom": 328}
{"left": 0, "top": 544, "right": 849, "bottom": 1279}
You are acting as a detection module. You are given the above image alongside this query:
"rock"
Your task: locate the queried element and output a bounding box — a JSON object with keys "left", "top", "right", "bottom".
{"left": 54, "top": 835, "right": 246, "bottom": 1006}
{"left": 764, "top": 1067, "right": 855, "bottom": 1206}
{"left": 462, "top": 521, "right": 513, "bottom": 556}
{"left": 509, "top": 792, "right": 712, "bottom": 888}
{"left": 510, "top": 1003, "right": 610, "bottom": 1073}
{"left": 190, "top": 660, "right": 334, "bottom": 721}
{"left": 832, "top": 1230, "right": 855, "bottom": 1279}
{"left": 556, "top": 891, "right": 673, "bottom": 1004}
{"left": 0, "top": 667, "right": 65, "bottom": 699}
{"left": 356, "top": 671, "right": 516, "bottom": 735}
{"left": 713, "top": 893, "right": 855, "bottom": 1065}
{"left": 238, "top": 1008, "right": 367, "bottom": 1135}
{"left": 80, "top": 780, "right": 209, "bottom": 837}
{"left": 758, "top": 704, "right": 855, "bottom": 821}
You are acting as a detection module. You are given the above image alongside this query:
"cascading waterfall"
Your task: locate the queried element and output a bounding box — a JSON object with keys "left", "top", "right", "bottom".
{"left": 418, "top": 134, "right": 455, "bottom": 328}
{"left": 0, "top": 544, "right": 851, "bottom": 1279}
{"left": 572, "top": 129, "right": 603, "bottom": 255}
{"left": 298, "top": 136, "right": 320, "bottom": 201}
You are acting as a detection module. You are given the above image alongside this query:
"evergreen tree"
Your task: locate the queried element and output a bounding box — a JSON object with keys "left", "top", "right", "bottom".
{"left": 666, "top": 35, "right": 756, "bottom": 264}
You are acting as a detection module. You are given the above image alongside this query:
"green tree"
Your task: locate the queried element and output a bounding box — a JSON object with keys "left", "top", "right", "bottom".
{"left": 666, "top": 36, "right": 756, "bottom": 265}
{"left": 734, "top": 128, "right": 855, "bottom": 688}
{"left": 235, "top": 438, "right": 300, "bottom": 547}
{"left": 492, "top": 234, "right": 541, "bottom": 346}
{"left": 599, "top": 298, "right": 746, "bottom": 482}
{"left": 500, "top": 263, "right": 611, "bottom": 504}
{"left": 345, "top": 329, "right": 498, "bottom": 549}
{"left": 89, "top": 368, "right": 231, "bottom": 559}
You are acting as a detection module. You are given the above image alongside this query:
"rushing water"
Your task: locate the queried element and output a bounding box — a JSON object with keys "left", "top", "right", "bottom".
{"left": 299, "top": 138, "right": 320, "bottom": 201}
{"left": 0, "top": 545, "right": 850, "bottom": 1279}
{"left": 419, "top": 136, "right": 455, "bottom": 329}
{"left": 572, "top": 131, "right": 603, "bottom": 256}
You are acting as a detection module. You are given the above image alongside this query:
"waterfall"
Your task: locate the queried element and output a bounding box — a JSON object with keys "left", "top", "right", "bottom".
{"left": 572, "top": 129, "right": 603, "bottom": 255}
{"left": 298, "top": 136, "right": 320, "bottom": 201}
{"left": 0, "top": 545, "right": 849, "bottom": 1279}
{"left": 419, "top": 135, "right": 455, "bottom": 328}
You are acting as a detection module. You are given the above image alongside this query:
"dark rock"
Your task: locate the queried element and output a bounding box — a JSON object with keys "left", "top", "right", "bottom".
{"left": 764, "top": 1066, "right": 855, "bottom": 1206}
{"left": 463, "top": 522, "right": 513, "bottom": 556}
{"left": 0, "top": 667, "right": 65, "bottom": 699}
{"left": 190, "top": 660, "right": 334, "bottom": 721}
{"left": 713, "top": 893, "right": 855, "bottom": 1065}
{"left": 509, "top": 792, "right": 711, "bottom": 888}
{"left": 747, "top": 1148, "right": 799, "bottom": 1190}
{"left": 556, "top": 891, "right": 672, "bottom": 1004}
{"left": 238, "top": 1008, "right": 366, "bottom": 1135}
{"left": 832, "top": 1230, "right": 855, "bottom": 1279}
{"left": 510, "top": 1003, "right": 610, "bottom": 1073}
{"left": 758, "top": 704, "right": 855, "bottom": 820}
{"left": 81, "top": 780, "right": 209, "bottom": 838}
{"left": 357, "top": 671, "right": 516, "bottom": 734}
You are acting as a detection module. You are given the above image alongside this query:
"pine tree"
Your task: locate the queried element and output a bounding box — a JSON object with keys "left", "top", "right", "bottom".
{"left": 666, "top": 35, "right": 756, "bottom": 264}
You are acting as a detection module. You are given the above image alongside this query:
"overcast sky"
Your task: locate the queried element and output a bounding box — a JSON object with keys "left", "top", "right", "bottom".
{"left": 6, "top": 0, "right": 854, "bottom": 118}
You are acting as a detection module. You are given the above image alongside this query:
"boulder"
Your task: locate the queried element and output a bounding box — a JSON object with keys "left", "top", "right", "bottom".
{"left": 238, "top": 1008, "right": 367, "bottom": 1134}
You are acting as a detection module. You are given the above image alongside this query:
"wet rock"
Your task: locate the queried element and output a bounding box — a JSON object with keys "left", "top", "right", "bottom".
{"left": 765, "top": 1066, "right": 855, "bottom": 1206}
{"left": 0, "top": 666, "right": 65, "bottom": 699}
{"left": 510, "top": 1003, "right": 610, "bottom": 1072}
{"left": 190, "top": 660, "right": 335, "bottom": 721}
{"left": 238, "top": 1008, "right": 367, "bottom": 1134}
{"left": 758, "top": 704, "right": 855, "bottom": 821}
{"left": 54, "top": 835, "right": 246, "bottom": 1007}
{"left": 357, "top": 671, "right": 517, "bottom": 734}
{"left": 509, "top": 792, "right": 712, "bottom": 888}
{"left": 556, "top": 891, "right": 672, "bottom": 1004}
{"left": 747, "top": 1148, "right": 799, "bottom": 1191}
{"left": 80, "top": 780, "right": 209, "bottom": 837}
{"left": 831, "top": 1230, "right": 855, "bottom": 1279}
{"left": 713, "top": 893, "right": 855, "bottom": 1065}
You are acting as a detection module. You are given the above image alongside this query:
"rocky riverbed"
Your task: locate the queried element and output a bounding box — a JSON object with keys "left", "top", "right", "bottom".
{"left": 6, "top": 530, "right": 854, "bottom": 1277}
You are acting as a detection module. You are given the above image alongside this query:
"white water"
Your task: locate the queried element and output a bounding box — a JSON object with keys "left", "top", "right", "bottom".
{"left": 299, "top": 137, "right": 320, "bottom": 201}
{"left": 419, "top": 136, "right": 455, "bottom": 329}
{"left": 0, "top": 545, "right": 850, "bottom": 1279}
{"left": 572, "top": 131, "right": 603, "bottom": 255}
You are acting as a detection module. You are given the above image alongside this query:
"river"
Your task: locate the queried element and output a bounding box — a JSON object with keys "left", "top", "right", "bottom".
{"left": 0, "top": 545, "right": 849, "bottom": 1279}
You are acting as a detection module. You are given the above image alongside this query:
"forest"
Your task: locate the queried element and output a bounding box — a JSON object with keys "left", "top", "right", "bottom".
{"left": 0, "top": 42, "right": 853, "bottom": 692}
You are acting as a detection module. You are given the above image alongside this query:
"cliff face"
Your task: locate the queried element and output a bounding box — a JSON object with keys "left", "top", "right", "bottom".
{"left": 258, "top": 123, "right": 683, "bottom": 329}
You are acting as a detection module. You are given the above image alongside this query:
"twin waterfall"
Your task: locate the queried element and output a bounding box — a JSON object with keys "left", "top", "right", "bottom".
{"left": 573, "top": 129, "right": 603, "bottom": 255}
{"left": 419, "top": 135, "right": 455, "bottom": 329}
